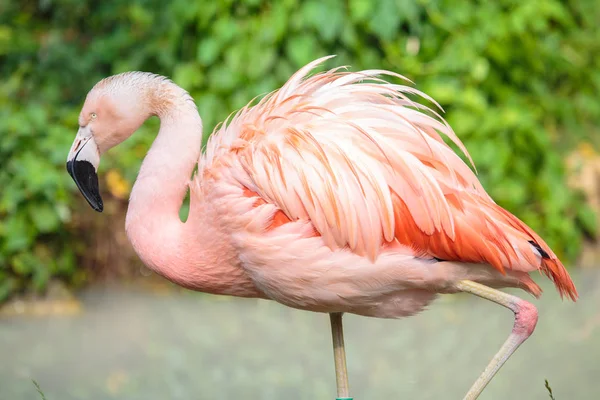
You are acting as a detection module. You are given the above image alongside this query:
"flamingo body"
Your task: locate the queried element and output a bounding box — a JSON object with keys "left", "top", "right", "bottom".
{"left": 67, "top": 56, "right": 577, "bottom": 399}
{"left": 179, "top": 57, "right": 574, "bottom": 318}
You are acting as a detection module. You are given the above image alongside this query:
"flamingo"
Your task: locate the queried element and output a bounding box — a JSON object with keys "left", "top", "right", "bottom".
{"left": 66, "top": 56, "right": 577, "bottom": 399}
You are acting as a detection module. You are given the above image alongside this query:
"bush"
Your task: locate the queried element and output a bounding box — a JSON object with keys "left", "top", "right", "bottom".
{"left": 0, "top": 0, "right": 598, "bottom": 301}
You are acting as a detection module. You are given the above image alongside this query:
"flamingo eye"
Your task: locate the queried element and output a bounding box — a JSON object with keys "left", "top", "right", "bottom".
{"left": 90, "top": 112, "right": 97, "bottom": 120}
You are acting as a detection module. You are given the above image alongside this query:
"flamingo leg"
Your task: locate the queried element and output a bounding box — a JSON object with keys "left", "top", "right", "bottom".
{"left": 456, "top": 280, "right": 539, "bottom": 400}
{"left": 329, "top": 312, "right": 352, "bottom": 399}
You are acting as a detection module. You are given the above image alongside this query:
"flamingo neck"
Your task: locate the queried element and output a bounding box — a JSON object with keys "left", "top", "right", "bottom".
{"left": 125, "top": 82, "right": 202, "bottom": 279}
{"left": 123, "top": 80, "right": 262, "bottom": 298}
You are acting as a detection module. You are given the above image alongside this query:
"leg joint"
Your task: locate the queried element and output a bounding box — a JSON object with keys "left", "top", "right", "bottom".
{"left": 513, "top": 300, "right": 538, "bottom": 338}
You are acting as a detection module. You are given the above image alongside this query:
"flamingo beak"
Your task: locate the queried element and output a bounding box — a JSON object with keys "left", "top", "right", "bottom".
{"left": 66, "top": 126, "right": 103, "bottom": 212}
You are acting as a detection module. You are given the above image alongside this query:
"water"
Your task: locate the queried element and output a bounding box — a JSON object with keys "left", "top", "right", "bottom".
{"left": 1, "top": 269, "right": 599, "bottom": 400}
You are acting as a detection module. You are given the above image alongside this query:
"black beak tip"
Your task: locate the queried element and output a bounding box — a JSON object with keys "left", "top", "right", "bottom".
{"left": 66, "top": 160, "right": 104, "bottom": 213}
{"left": 93, "top": 200, "right": 104, "bottom": 213}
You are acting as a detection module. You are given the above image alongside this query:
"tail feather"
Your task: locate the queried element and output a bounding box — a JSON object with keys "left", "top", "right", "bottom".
{"left": 498, "top": 207, "right": 578, "bottom": 301}
{"left": 540, "top": 257, "right": 578, "bottom": 301}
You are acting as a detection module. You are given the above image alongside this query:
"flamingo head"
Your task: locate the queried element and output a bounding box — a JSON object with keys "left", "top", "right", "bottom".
{"left": 67, "top": 73, "right": 156, "bottom": 212}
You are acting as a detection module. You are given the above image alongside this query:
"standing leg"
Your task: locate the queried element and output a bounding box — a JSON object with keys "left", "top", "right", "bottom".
{"left": 329, "top": 312, "right": 352, "bottom": 400}
{"left": 456, "top": 280, "right": 539, "bottom": 400}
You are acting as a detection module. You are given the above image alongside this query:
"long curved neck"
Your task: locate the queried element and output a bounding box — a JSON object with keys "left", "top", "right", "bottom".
{"left": 125, "top": 82, "right": 202, "bottom": 274}
{"left": 123, "top": 80, "right": 263, "bottom": 298}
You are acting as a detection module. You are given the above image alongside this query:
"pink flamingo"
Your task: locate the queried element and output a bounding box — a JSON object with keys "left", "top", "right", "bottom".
{"left": 67, "top": 56, "right": 577, "bottom": 399}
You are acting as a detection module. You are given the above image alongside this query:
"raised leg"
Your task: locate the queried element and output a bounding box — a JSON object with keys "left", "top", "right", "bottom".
{"left": 455, "top": 280, "right": 539, "bottom": 400}
{"left": 329, "top": 312, "right": 352, "bottom": 400}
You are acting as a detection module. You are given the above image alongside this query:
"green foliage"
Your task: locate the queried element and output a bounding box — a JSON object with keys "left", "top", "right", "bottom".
{"left": 1, "top": 0, "right": 598, "bottom": 301}
{"left": 32, "top": 380, "right": 48, "bottom": 400}
{"left": 545, "top": 379, "right": 556, "bottom": 400}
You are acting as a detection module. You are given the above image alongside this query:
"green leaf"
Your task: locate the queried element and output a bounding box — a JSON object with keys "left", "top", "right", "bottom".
{"left": 368, "top": 0, "right": 401, "bottom": 41}
{"left": 11, "top": 252, "right": 38, "bottom": 275}
{"left": 286, "top": 34, "right": 320, "bottom": 67}
{"left": 577, "top": 206, "right": 598, "bottom": 236}
{"left": 301, "top": 0, "right": 344, "bottom": 43}
{"left": 349, "top": 0, "right": 374, "bottom": 23}
{"left": 29, "top": 204, "right": 60, "bottom": 234}
{"left": 196, "top": 38, "right": 220, "bottom": 66}
{"left": 173, "top": 62, "right": 204, "bottom": 89}
{"left": 3, "top": 214, "right": 32, "bottom": 253}
{"left": 0, "top": 277, "right": 17, "bottom": 303}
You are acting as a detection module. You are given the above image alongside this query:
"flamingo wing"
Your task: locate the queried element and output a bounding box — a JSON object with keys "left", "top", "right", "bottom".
{"left": 203, "top": 57, "right": 577, "bottom": 301}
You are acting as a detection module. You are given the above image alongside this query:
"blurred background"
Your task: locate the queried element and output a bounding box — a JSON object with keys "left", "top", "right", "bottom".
{"left": 1, "top": 0, "right": 599, "bottom": 399}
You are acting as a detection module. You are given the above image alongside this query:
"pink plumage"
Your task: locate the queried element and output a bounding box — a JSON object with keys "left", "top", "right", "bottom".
{"left": 67, "top": 56, "right": 577, "bottom": 399}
